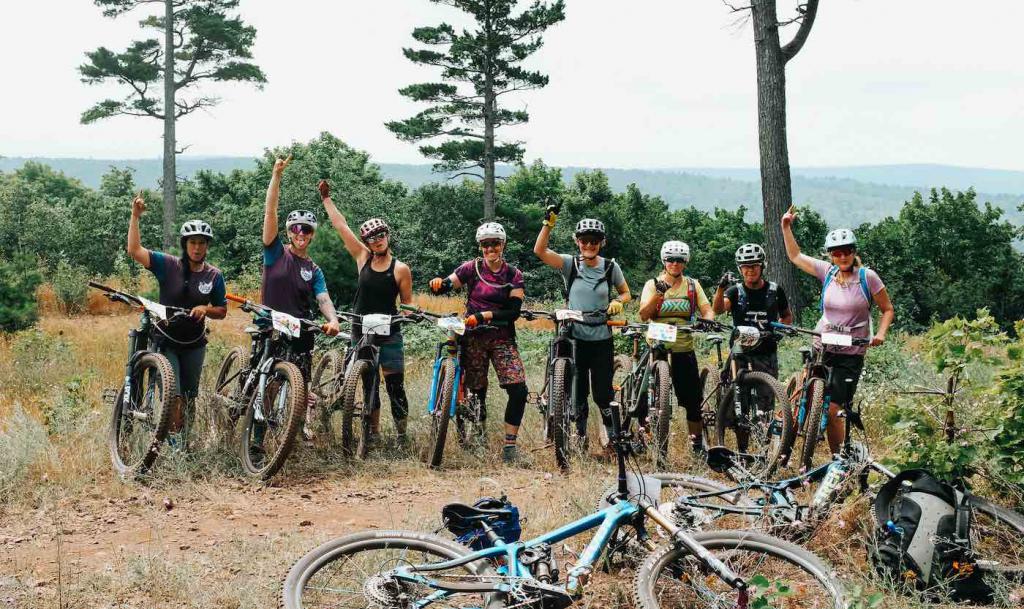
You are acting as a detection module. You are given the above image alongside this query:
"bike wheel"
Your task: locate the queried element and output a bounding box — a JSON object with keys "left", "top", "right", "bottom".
{"left": 282, "top": 529, "right": 497, "bottom": 609}
{"left": 340, "top": 359, "right": 375, "bottom": 460}
{"left": 239, "top": 360, "right": 305, "bottom": 480}
{"left": 649, "top": 360, "right": 673, "bottom": 469}
{"left": 794, "top": 377, "right": 826, "bottom": 473}
{"left": 108, "top": 352, "right": 175, "bottom": 478}
{"left": 425, "top": 358, "right": 456, "bottom": 468}
{"left": 967, "top": 495, "right": 1024, "bottom": 586}
{"left": 310, "top": 349, "right": 344, "bottom": 443}
{"left": 550, "top": 358, "right": 575, "bottom": 470}
{"left": 456, "top": 390, "right": 486, "bottom": 450}
{"left": 648, "top": 473, "right": 761, "bottom": 531}
{"left": 209, "top": 346, "right": 247, "bottom": 440}
{"left": 699, "top": 366, "right": 720, "bottom": 444}
{"left": 604, "top": 354, "right": 634, "bottom": 448}
{"left": 634, "top": 530, "right": 846, "bottom": 609}
{"left": 714, "top": 371, "right": 793, "bottom": 478}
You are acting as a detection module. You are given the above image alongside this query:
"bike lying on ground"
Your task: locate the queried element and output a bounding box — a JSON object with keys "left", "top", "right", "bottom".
{"left": 282, "top": 397, "right": 848, "bottom": 609}
{"left": 773, "top": 321, "right": 870, "bottom": 473}
{"left": 521, "top": 308, "right": 624, "bottom": 469}
{"left": 212, "top": 294, "right": 330, "bottom": 480}
{"left": 92, "top": 281, "right": 188, "bottom": 478}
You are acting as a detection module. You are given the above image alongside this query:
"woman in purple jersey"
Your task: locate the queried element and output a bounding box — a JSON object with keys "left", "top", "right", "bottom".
{"left": 782, "top": 204, "right": 895, "bottom": 456}
{"left": 429, "top": 222, "right": 528, "bottom": 465}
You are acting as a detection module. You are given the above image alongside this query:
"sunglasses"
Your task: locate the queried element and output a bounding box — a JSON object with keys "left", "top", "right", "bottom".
{"left": 365, "top": 232, "right": 388, "bottom": 244}
{"left": 664, "top": 257, "right": 687, "bottom": 264}
{"left": 829, "top": 246, "right": 855, "bottom": 257}
{"left": 479, "top": 239, "right": 504, "bottom": 249}
{"left": 577, "top": 237, "right": 602, "bottom": 246}
{"left": 289, "top": 224, "right": 314, "bottom": 236}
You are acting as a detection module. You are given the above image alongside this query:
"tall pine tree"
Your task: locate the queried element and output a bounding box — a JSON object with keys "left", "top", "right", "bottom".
{"left": 79, "top": 0, "right": 266, "bottom": 249}
{"left": 387, "top": 0, "right": 565, "bottom": 220}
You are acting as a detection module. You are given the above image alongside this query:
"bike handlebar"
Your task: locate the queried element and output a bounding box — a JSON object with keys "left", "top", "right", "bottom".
{"left": 89, "top": 281, "right": 189, "bottom": 318}
{"left": 225, "top": 293, "right": 333, "bottom": 334}
{"left": 769, "top": 321, "right": 870, "bottom": 346}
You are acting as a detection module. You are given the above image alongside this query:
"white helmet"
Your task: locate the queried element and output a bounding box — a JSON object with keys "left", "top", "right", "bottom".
{"left": 735, "top": 243, "right": 766, "bottom": 265}
{"left": 180, "top": 219, "right": 213, "bottom": 242}
{"left": 660, "top": 240, "right": 690, "bottom": 263}
{"left": 476, "top": 222, "right": 507, "bottom": 243}
{"left": 286, "top": 209, "right": 318, "bottom": 231}
{"left": 824, "top": 228, "right": 856, "bottom": 251}
{"left": 574, "top": 218, "right": 606, "bottom": 237}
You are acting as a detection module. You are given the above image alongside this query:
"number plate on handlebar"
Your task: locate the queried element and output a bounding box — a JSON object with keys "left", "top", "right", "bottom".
{"left": 735, "top": 326, "right": 762, "bottom": 347}
{"left": 137, "top": 296, "right": 168, "bottom": 322}
{"left": 437, "top": 316, "right": 466, "bottom": 335}
{"left": 646, "top": 322, "right": 677, "bottom": 343}
{"left": 821, "top": 332, "right": 853, "bottom": 347}
{"left": 554, "top": 309, "right": 584, "bottom": 322}
{"left": 271, "top": 311, "right": 302, "bottom": 337}
{"left": 363, "top": 313, "right": 392, "bottom": 336}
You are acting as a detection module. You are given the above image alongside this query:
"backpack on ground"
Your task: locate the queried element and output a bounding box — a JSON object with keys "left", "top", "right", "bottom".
{"left": 870, "top": 469, "right": 993, "bottom": 603}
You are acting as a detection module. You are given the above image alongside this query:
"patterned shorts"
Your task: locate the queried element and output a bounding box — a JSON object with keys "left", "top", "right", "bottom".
{"left": 462, "top": 333, "right": 526, "bottom": 390}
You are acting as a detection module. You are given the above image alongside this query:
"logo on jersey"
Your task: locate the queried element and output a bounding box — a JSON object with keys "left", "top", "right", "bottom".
{"left": 301, "top": 268, "right": 314, "bottom": 282}
{"left": 197, "top": 280, "right": 213, "bottom": 295}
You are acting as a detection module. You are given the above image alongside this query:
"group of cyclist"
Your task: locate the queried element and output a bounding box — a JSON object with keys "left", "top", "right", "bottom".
{"left": 126, "top": 153, "right": 895, "bottom": 467}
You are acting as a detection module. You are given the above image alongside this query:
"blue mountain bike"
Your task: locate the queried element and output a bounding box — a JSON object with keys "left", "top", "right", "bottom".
{"left": 282, "top": 398, "right": 847, "bottom": 608}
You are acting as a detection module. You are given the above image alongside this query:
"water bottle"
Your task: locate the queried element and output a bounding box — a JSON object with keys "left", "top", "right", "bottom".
{"left": 811, "top": 458, "right": 850, "bottom": 508}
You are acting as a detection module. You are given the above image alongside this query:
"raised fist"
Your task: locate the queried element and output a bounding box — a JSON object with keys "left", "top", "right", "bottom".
{"left": 317, "top": 179, "right": 330, "bottom": 200}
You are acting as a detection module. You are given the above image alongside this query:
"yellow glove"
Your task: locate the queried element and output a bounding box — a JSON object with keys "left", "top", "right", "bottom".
{"left": 607, "top": 300, "right": 624, "bottom": 316}
{"left": 543, "top": 202, "right": 560, "bottom": 228}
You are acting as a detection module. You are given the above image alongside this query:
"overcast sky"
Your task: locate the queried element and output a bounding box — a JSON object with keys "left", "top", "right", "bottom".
{"left": 1, "top": 1, "right": 1021, "bottom": 169}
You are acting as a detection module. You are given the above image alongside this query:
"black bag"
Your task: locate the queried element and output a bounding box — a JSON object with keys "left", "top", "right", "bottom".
{"left": 870, "top": 469, "right": 993, "bottom": 603}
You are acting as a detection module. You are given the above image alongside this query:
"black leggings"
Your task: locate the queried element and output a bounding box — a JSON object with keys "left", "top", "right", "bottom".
{"left": 574, "top": 338, "right": 615, "bottom": 435}
{"left": 368, "top": 372, "right": 409, "bottom": 424}
{"left": 635, "top": 351, "right": 702, "bottom": 424}
{"left": 477, "top": 383, "right": 529, "bottom": 427}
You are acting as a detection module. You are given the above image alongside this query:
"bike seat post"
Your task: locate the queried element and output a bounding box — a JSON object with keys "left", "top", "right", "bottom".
{"left": 603, "top": 401, "right": 629, "bottom": 497}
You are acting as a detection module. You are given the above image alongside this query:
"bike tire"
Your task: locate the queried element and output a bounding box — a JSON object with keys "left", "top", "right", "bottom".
{"left": 699, "top": 366, "right": 719, "bottom": 442}
{"left": 281, "top": 529, "right": 498, "bottom": 609}
{"left": 457, "top": 390, "right": 486, "bottom": 450}
{"left": 967, "top": 495, "right": 1024, "bottom": 583}
{"left": 713, "top": 371, "right": 793, "bottom": 478}
{"left": 604, "top": 354, "right": 634, "bottom": 448}
{"left": 426, "top": 358, "right": 456, "bottom": 469}
{"left": 551, "top": 358, "right": 574, "bottom": 470}
{"left": 108, "top": 352, "right": 175, "bottom": 478}
{"left": 339, "top": 358, "right": 374, "bottom": 460}
{"left": 647, "top": 472, "right": 759, "bottom": 530}
{"left": 209, "top": 346, "right": 247, "bottom": 440}
{"left": 239, "top": 360, "right": 306, "bottom": 480}
{"left": 795, "top": 377, "right": 826, "bottom": 473}
{"left": 650, "top": 360, "right": 673, "bottom": 469}
{"left": 634, "top": 529, "right": 846, "bottom": 609}
{"left": 310, "top": 348, "right": 344, "bottom": 443}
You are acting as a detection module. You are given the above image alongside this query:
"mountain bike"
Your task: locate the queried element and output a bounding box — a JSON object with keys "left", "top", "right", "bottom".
{"left": 212, "top": 294, "right": 329, "bottom": 480}
{"left": 91, "top": 281, "right": 186, "bottom": 478}
{"left": 698, "top": 332, "right": 726, "bottom": 448}
{"left": 306, "top": 330, "right": 352, "bottom": 443}
{"left": 521, "top": 308, "right": 623, "bottom": 470}
{"left": 772, "top": 321, "right": 870, "bottom": 473}
{"left": 282, "top": 395, "right": 848, "bottom": 609}
{"left": 328, "top": 310, "right": 418, "bottom": 460}
{"left": 706, "top": 324, "right": 794, "bottom": 478}
{"left": 399, "top": 304, "right": 492, "bottom": 468}
{"left": 612, "top": 318, "right": 728, "bottom": 469}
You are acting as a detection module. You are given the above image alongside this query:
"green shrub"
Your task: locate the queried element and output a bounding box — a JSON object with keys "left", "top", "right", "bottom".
{"left": 42, "top": 374, "right": 93, "bottom": 435}
{"left": 51, "top": 258, "right": 90, "bottom": 314}
{"left": 0, "top": 405, "right": 54, "bottom": 504}
{"left": 0, "top": 253, "right": 43, "bottom": 332}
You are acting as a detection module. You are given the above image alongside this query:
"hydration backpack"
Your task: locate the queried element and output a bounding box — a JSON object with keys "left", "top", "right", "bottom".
{"left": 563, "top": 255, "right": 618, "bottom": 304}
{"left": 735, "top": 281, "right": 778, "bottom": 324}
{"left": 870, "top": 469, "right": 992, "bottom": 603}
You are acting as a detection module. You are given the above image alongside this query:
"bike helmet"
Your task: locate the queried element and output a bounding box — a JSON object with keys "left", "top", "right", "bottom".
{"left": 574, "top": 218, "right": 606, "bottom": 238}
{"left": 359, "top": 217, "right": 389, "bottom": 241}
{"left": 735, "top": 243, "right": 766, "bottom": 266}
{"left": 824, "top": 228, "right": 856, "bottom": 251}
{"left": 476, "top": 222, "right": 507, "bottom": 243}
{"left": 286, "top": 209, "right": 318, "bottom": 231}
{"left": 180, "top": 219, "right": 213, "bottom": 242}
{"left": 660, "top": 240, "right": 690, "bottom": 263}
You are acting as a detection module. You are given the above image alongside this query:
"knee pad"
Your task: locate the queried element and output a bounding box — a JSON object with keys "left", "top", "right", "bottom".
{"left": 502, "top": 382, "right": 528, "bottom": 427}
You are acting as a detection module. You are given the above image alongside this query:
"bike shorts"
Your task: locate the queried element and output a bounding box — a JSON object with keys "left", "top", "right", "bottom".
{"left": 351, "top": 332, "right": 405, "bottom": 374}
{"left": 462, "top": 333, "right": 526, "bottom": 391}
{"left": 820, "top": 351, "right": 865, "bottom": 406}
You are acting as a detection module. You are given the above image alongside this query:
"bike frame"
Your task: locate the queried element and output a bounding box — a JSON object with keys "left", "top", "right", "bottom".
{"left": 792, "top": 349, "right": 835, "bottom": 437}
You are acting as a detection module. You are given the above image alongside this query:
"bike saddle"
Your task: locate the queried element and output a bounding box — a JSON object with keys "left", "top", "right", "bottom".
{"left": 798, "top": 346, "right": 812, "bottom": 355}
{"left": 705, "top": 446, "right": 738, "bottom": 474}
{"left": 441, "top": 502, "right": 512, "bottom": 532}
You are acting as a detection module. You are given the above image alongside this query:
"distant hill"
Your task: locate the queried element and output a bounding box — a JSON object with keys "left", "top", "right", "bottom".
{"left": 2, "top": 156, "right": 1022, "bottom": 226}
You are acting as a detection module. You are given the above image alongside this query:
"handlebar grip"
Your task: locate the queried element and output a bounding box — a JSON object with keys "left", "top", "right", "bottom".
{"left": 399, "top": 303, "right": 420, "bottom": 312}
{"left": 225, "top": 293, "right": 247, "bottom": 304}
{"left": 88, "top": 280, "right": 116, "bottom": 292}
{"left": 607, "top": 319, "right": 627, "bottom": 327}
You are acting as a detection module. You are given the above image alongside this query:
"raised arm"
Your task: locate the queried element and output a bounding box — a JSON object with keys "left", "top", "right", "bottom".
{"left": 318, "top": 180, "right": 370, "bottom": 266}
{"left": 127, "top": 193, "right": 151, "bottom": 268}
{"left": 533, "top": 202, "right": 564, "bottom": 269}
{"left": 781, "top": 205, "right": 820, "bottom": 276}
{"left": 263, "top": 155, "right": 291, "bottom": 247}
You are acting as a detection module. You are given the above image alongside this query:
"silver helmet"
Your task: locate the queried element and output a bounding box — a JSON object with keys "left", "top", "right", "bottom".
{"left": 180, "top": 219, "right": 213, "bottom": 242}
{"left": 824, "top": 228, "right": 856, "bottom": 251}
{"left": 660, "top": 240, "right": 690, "bottom": 263}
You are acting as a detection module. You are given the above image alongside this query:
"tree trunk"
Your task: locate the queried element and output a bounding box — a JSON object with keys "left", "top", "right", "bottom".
{"left": 161, "top": 0, "right": 177, "bottom": 251}
{"left": 751, "top": 0, "right": 802, "bottom": 313}
{"left": 481, "top": 0, "right": 496, "bottom": 221}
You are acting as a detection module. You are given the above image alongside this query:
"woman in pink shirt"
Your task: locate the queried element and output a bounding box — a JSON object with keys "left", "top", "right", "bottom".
{"left": 781, "top": 205, "right": 895, "bottom": 455}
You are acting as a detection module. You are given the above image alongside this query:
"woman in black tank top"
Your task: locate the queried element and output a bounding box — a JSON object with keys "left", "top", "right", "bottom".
{"left": 320, "top": 180, "right": 414, "bottom": 446}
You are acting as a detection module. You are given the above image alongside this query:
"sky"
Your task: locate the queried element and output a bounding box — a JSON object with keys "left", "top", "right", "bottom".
{"left": 1, "top": 0, "right": 1021, "bottom": 170}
